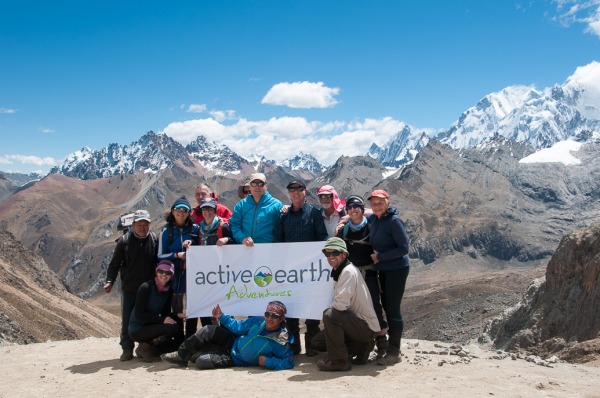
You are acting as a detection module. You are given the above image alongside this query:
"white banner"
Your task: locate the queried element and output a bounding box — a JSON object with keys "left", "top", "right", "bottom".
{"left": 186, "top": 242, "right": 334, "bottom": 319}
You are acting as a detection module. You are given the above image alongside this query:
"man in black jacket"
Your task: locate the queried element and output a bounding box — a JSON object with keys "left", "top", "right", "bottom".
{"left": 104, "top": 209, "right": 158, "bottom": 361}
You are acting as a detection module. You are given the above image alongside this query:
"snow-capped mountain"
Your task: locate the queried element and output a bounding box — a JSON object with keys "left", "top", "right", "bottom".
{"left": 186, "top": 135, "right": 249, "bottom": 173}
{"left": 370, "top": 61, "right": 600, "bottom": 167}
{"left": 283, "top": 152, "right": 325, "bottom": 173}
{"left": 367, "top": 126, "right": 430, "bottom": 167}
{"left": 51, "top": 131, "right": 191, "bottom": 179}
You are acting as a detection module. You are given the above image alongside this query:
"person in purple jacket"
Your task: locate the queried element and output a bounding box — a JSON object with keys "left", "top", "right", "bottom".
{"left": 367, "top": 189, "right": 410, "bottom": 366}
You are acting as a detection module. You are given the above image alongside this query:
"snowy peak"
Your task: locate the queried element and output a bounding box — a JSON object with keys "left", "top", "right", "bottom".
{"left": 283, "top": 152, "right": 325, "bottom": 173}
{"left": 439, "top": 62, "right": 600, "bottom": 151}
{"left": 367, "top": 126, "right": 430, "bottom": 167}
{"left": 186, "top": 135, "right": 249, "bottom": 172}
{"left": 52, "top": 131, "right": 188, "bottom": 179}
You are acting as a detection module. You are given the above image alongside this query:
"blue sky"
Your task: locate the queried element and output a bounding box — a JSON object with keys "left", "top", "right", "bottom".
{"left": 1, "top": 0, "right": 599, "bottom": 174}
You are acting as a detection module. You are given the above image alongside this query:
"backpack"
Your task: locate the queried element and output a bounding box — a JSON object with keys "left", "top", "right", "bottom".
{"left": 118, "top": 231, "right": 158, "bottom": 266}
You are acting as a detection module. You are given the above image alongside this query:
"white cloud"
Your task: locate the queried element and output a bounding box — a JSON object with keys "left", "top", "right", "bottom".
{"left": 0, "top": 154, "right": 57, "bottom": 166}
{"left": 161, "top": 115, "right": 421, "bottom": 166}
{"left": 209, "top": 109, "right": 236, "bottom": 122}
{"left": 553, "top": 0, "right": 600, "bottom": 38}
{"left": 39, "top": 127, "right": 55, "bottom": 133}
{"left": 261, "top": 81, "right": 340, "bottom": 108}
{"left": 187, "top": 104, "right": 207, "bottom": 113}
{"left": 0, "top": 108, "right": 17, "bottom": 114}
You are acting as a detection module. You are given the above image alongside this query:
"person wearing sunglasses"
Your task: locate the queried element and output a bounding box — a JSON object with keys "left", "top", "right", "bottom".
{"left": 317, "top": 185, "right": 346, "bottom": 238}
{"left": 104, "top": 209, "right": 159, "bottom": 361}
{"left": 229, "top": 172, "right": 283, "bottom": 246}
{"left": 162, "top": 301, "right": 295, "bottom": 370}
{"left": 274, "top": 179, "right": 328, "bottom": 356}
{"left": 337, "top": 195, "right": 388, "bottom": 359}
{"left": 128, "top": 260, "right": 185, "bottom": 362}
{"left": 157, "top": 195, "right": 200, "bottom": 338}
{"left": 316, "top": 237, "right": 380, "bottom": 372}
{"left": 367, "top": 189, "right": 409, "bottom": 366}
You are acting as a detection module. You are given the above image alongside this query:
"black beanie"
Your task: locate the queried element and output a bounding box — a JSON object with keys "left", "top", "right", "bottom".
{"left": 171, "top": 195, "right": 192, "bottom": 210}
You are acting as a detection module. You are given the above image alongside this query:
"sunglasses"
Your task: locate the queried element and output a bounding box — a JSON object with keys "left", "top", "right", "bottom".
{"left": 157, "top": 269, "right": 173, "bottom": 276}
{"left": 346, "top": 203, "right": 363, "bottom": 209}
{"left": 288, "top": 186, "right": 305, "bottom": 192}
{"left": 323, "top": 250, "right": 342, "bottom": 257}
{"left": 319, "top": 194, "right": 333, "bottom": 199}
{"left": 264, "top": 312, "right": 282, "bottom": 319}
{"left": 250, "top": 181, "right": 265, "bottom": 187}
{"left": 174, "top": 208, "right": 189, "bottom": 214}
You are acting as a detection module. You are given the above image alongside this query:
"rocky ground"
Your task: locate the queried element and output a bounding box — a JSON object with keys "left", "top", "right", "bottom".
{"left": 0, "top": 337, "right": 598, "bottom": 398}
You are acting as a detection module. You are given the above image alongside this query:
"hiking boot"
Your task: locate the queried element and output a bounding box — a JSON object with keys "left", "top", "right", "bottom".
{"left": 305, "top": 347, "right": 319, "bottom": 356}
{"left": 120, "top": 348, "right": 134, "bottom": 361}
{"left": 351, "top": 351, "right": 370, "bottom": 365}
{"left": 375, "top": 335, "right": 388, "bottom": 359}
{"left": 377, "top": 351, "right": 401, "bottom": 366}
{"left": 160, "top": 351, "right": 188, "bottom": 366}
{"left": 135, "top": 342, "right": 161, "bottom": 363}
{"left": 317, "top": 358, "right": 352, "bottom": 372}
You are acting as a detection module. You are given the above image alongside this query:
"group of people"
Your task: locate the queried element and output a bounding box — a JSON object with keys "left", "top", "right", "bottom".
{"left": 104, "top": 172, "right": 410, "bottom": 372}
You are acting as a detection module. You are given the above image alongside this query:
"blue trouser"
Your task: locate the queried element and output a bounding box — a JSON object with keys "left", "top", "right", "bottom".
{"left": 120, "top": 291, "right": 137, "bottom": 350}
{"left": 379, "top": 266, "right": 409, "bottom": 352}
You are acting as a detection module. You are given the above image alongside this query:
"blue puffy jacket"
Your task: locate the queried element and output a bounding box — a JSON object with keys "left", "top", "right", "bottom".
{"left": 157, "top": 223, "right": 200, "bottom": 293}
{"left": 219, "top": 314, "right": 295, "bottom": 370}
{"left": 229, "top": 191, "right": 283, "bottom": 244}
{"left": 368, "top": 206, "right": 410, "bottom": 271}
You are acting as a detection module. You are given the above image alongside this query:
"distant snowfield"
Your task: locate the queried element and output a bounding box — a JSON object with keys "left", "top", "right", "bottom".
{"left": 519, "top": 140, "right": 583, "bottom": 166}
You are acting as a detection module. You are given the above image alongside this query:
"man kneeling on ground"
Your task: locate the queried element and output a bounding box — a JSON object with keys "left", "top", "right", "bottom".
{"left": 316, "top": 237, "right": 381, "bottom": 371}
{"left": 161, "top": 301, "right": 295, "bottom": 370}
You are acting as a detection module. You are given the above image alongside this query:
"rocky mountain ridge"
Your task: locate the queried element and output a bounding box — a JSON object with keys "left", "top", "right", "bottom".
{"left": 482, "top": 221, "right": 600, "bottom": 363}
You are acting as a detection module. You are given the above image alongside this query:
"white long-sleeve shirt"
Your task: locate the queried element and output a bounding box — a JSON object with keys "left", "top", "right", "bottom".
{"left": 331, "top": 262, "right": 381, "bottom": 332}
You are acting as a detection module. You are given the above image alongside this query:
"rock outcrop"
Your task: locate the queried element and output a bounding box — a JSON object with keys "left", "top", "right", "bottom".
{"left": 483, "top": 221, "right": 600, "bottom": 362}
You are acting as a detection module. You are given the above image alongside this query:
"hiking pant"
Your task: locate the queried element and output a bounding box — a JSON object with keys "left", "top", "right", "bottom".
{"left": 379, "top": 266, "right": 409, "bottom": 353}
{"left": 287, "top": 318, "right": 321, "bottom": 351}
{"left": 322, "top": 307, "right": 376, "bottom": 360}
{"left": 120, "top": 291, "right": 137, "bottom": 350}
{"left": 129, "top": 323, "right": 184, "bottom": 354}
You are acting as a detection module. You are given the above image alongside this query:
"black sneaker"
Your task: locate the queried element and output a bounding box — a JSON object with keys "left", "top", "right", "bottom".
{"left": 120, "top": 348, "right": 134, "bottom": 361}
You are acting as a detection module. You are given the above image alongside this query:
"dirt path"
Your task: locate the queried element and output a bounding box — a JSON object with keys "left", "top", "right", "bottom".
{"left": 1, "top": 337, "right": 599, "bottom": 398}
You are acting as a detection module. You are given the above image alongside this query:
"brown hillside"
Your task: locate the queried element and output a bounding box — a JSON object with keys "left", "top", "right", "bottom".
{"left": 0, "top": 230, "right": 118, "bottom": 344}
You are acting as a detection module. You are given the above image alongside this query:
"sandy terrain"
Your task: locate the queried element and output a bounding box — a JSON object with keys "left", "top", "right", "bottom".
{"left": 1, "top": 337, "right": 599, "bottom": 398}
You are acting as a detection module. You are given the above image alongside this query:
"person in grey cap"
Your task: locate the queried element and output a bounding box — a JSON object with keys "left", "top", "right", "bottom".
{"left": 229, "top": 172, "right": 283, "bottom": 245}
{"left": 274, "top": 179, "right": 328, "bottom": 356}
{"left": 104, "top": 209, "right": 158, "bottom": 361}
{"left": 316, "top": 237, "right": 380, "bottom": 372}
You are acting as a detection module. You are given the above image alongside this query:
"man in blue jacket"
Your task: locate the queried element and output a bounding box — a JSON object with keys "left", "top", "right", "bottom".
{"left": 161, "top": 301, "right": 295, "bottom": 370}
{"left": 229, "top": 172, "right": 283, "bottom": 245}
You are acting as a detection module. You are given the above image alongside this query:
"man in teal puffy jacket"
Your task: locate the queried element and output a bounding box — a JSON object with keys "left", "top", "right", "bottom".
{"left": 229, "top": 172, "right": 283, "bottom": 245}
{"left": 161, "top": 301, "right": 295, "bottom": 370}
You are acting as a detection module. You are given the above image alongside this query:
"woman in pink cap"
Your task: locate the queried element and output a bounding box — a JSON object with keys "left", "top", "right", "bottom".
{"left": 367, "top": 189, "right": 409, "bottom": 366}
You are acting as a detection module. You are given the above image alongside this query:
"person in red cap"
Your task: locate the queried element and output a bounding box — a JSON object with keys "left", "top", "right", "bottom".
{"left": 367, "top": 189, "right": 410, "bottom": 366}
{"left": 316, "top": 184, "right": 346, "bottom": 237}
